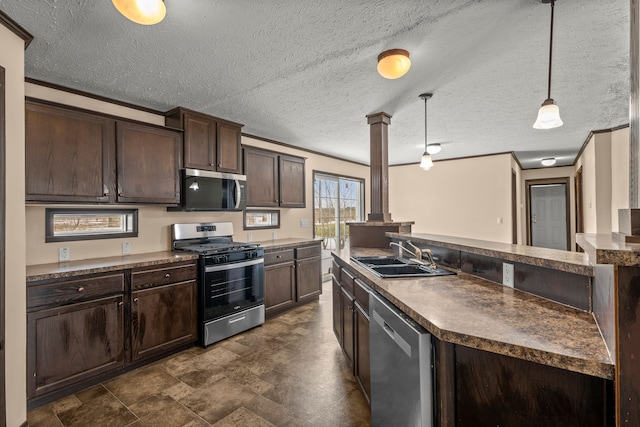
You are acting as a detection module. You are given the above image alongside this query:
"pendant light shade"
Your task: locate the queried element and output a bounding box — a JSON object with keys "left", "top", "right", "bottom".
{"left": 377, "top": 49, "right": 411, "bottom": 79}
{"left": 419, "top": 93, "right": 434, "bottom": 171}
{"left": 112, "top": 0, "right": 166, "bottom": 25}
{"left": 533, "top": 0, "right": 562, "bottom": 129}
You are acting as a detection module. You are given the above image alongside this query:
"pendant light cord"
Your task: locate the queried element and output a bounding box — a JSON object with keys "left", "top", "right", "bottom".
{"left": 547, "top": 0, "right": 555, "bottom": 100}
{"left": 424, "top": 96, "right": 428, "bottom": 152}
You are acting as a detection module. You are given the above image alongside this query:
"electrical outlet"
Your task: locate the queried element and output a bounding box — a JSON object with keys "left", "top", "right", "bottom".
{"left": 59, "top": 247, "right": 70, "bottom": 262}
{"left": 122, "top": 242, "right": 131, "bottom": 255}
{"left": 247, "top": 233, "right": 253, "bottom": 242}
{"left": 300, "top": 219, "right": 310, "bottom": 228}
{"left": 503, "top": 262, "right": 514, "bottom": 288}
{"left": 272, "top": 231, "right": 277, "bottom": 240}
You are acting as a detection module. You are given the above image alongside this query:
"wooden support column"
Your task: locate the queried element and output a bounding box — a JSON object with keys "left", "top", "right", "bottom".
{"left": 366, "top": 112, "right": 392, "bottom": 222}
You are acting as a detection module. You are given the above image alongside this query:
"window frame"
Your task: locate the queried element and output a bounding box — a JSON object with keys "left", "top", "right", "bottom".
{"left": 45, "top": 208, "right": 138, "bottom": 243}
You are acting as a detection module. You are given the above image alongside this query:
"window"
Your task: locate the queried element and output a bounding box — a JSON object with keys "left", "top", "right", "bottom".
{"left": 313, "top": 172, "right": 364, "bottom": 250}
{"left": 46, "top": 208, "right": 138, "bottom": 242}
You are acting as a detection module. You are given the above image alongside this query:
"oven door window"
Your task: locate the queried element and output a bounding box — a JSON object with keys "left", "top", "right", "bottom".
{"left": 203, "top": 259, "right": 264, "bottom": 320}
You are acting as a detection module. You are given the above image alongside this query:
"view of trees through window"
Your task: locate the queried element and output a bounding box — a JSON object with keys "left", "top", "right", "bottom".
{"left": 314, "top": 173, "right": 364, "bottom": 250}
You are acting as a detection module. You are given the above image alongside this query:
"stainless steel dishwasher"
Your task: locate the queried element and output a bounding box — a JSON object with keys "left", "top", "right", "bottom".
{"left": 370, "top": 291, "right": 433, "bottom": 427}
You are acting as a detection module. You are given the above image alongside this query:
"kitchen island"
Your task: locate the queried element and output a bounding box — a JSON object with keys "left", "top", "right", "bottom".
{"left": 332, "top": 233, "right": 614, "bottom": 426}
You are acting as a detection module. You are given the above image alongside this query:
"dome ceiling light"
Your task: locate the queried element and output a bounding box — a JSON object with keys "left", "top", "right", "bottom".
{"left": 541, "top": 157, "right": 556, "bottom": 166}
{"left": 112, "top": 0, "right": 166, "bottom": 25}
{"left": 419, "top": 93, "right": 434, "bottom": 171}
{"left": 426, "top": 143, "right": 441, "bottom": 155}
{"left": 377, "top": 49, "right": 411, "bottom": 79}
{"left": 533, "top": 0, "right": 563, "bottom": 129}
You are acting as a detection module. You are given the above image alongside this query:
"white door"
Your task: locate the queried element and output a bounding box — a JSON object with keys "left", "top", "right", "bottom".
{"left": 530, "top": 184, "right": 567, "bottom": 250}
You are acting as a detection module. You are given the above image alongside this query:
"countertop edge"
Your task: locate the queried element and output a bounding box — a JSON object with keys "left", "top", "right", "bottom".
{"left": 333, "top": 249, "right": 614, "bottom": 380}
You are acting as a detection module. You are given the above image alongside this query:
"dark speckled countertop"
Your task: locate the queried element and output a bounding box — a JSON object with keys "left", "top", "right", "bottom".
{"left": 257, "top": 238, "right": 321, "bottom": 251}
{"left": 333, "top": 246, "right": 613, "bottom": 380}
{"left": 387, "top": 232, "right": 594, "bottom": 276}
{"left": 26, "top": 251, "right": 199, "bottom": 283}
{"left": 577, "top": 233, "right": 640, "bottom": 267}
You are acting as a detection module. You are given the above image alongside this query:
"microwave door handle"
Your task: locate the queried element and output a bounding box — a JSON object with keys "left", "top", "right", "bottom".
{"left": 234, "top": 180, "right": 241, "bottom": 209}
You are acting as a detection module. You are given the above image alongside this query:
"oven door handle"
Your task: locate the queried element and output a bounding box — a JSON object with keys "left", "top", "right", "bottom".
{"left": 205, "top": 257, "right": 264, "bottom": 272}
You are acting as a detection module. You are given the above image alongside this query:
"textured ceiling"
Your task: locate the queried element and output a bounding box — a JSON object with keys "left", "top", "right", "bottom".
{"left": 0, "top": 0, "right": 629, "bottom": 169}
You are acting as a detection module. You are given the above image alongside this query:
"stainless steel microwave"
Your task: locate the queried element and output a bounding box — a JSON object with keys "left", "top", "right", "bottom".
{"left": 169, "top": 168, "right": 247, "bottom": 211}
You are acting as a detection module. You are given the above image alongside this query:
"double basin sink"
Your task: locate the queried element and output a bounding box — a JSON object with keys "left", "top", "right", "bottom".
{"left": 350, "top": 256, "right": 456, "bottom": 278}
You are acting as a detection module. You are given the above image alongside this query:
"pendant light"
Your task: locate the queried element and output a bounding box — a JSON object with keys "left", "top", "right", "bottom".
{"left": 112, "top": 0, "right": 166, "bottom": 25}
{"left": 533, "top": 0, "right": 563, "bottom": 129}
{"left": 419, "top": 93, "right": 434, "bottom": 171}
{"left": 377, "top": 49, "right": 411, "bottom": 79}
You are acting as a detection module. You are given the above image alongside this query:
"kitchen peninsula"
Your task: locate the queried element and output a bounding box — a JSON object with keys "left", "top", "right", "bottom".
{"left": 332, "top": 232, "right": 615, "bottom": 426}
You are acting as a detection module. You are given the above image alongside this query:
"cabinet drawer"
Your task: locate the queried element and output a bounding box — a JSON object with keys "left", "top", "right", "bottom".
{"left": 265, "top": 249, "right": 295, "bottom": 265}
{"left": 28, "top": 273, "right": 125, "bottom": 309}
{"left": 332, "top": 260, "right": 341, "bottom": 283}
{"left": 296, "top": 244, "right": 321, "bottom": 259}
{"left": 132, "top": 262, "right": 197, "bottom": 290}
{"left": 354, "top": 278, "right": 371, "bottom": 315}
{"left": 342, "top": 268, "right": 355, "bottom": 295}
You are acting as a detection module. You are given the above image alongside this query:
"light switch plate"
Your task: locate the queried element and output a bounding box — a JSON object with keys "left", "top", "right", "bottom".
{"left": 122, "top": 242, "right": 131, "bottom": 255}
{"left": 503, "top": 262, "right": 514, "bottom": 288}
{"left": 59, "top": 247, "right": 70, "bottom": 262}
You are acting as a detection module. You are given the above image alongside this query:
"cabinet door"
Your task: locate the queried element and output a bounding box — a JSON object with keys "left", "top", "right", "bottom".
{"left": 296, "top": 256, "right": 322, "bottom": 302}
{"left": 116, "top": 121, "right": 181, "bottom": 204}
{"left": 244, "top": 148, "right": 279, "bottom": 207}
{"left": 264, "top": 261, "right": 296, "bottom": 315}
{"left": 216, "top": 122, "right": 242, "bottom": 174}
{"left": 131, "top": 280, "right": 197, "bottom": 362}
{"left": 25, "top": 101, "right": 115, "bottom": 203}
{"left": 332, "top": 279, "right": 342, "bottom": 343}
{"left": 341, "top": 287, "right": 355, "bottom": 368}
{"left": 183, "top": 112, "right": 216, "bottom": 171}
{"left": 355, "top": 303, "right": 371, "bottom": 403}
{"left": 27, "top": 295, "right": 124, "bottom": 398}
{"left": 279, "top": 154, "right": 305, "bottom": 208}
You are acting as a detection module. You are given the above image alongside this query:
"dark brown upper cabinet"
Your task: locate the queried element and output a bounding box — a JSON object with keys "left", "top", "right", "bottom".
{"left": 165, "top": 107, "right": 243, "bottom": 174}
{"left": 243, "top": 147, "right": 306, "bottom": 208}
{"left": 26, "top": 101, "right": 115, "bottom": 203}
{"left": 116, "top": 121, "right": 181, "bottom": 204}
{"left": 25, "top": 99, "right": 182, "bottom": 205}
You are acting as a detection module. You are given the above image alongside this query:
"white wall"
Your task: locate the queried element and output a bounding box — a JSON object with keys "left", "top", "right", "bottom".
{"left": 0, "top": 23, "right": 27, "bottom": 427}
{"left": 24, "top": 85, "right": 370, "bottom": 265}
{"left": 389, "top": 154, "right": 514, "bottom": 243}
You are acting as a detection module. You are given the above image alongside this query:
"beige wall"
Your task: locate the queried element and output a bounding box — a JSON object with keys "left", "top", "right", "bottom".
{"left": 0, "top": 24, "right": 27, "bottom": 427}
{"left": 611, "top": 127, "right": 630, "bottom": 231}
{"left": 24, "top": 85, "right": 370, "bottom": 264}
{"left": 389, "top": 154, "right": 514, "bottom": 243}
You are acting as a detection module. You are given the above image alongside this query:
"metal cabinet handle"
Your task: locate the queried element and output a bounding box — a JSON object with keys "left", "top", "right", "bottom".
{"left": 218, "top": 163, "right": 222, "bottom": 167}
{"left": 164, "top": 273, "right": 171, "bottom": 278}
{"left": 276, "top": 255, "right": 282, "bottom": 259}
{"left": 133, "top": 297, "right": 139, "bottom": 303}
{"left": 210, "top": 163, "right": 215, "bottom": 167}
{"left": 103, "top": 185, "right": 109, "bottom": 196}
{"left": 118, "top": 301, "right": 123, "bottom": 306}
{"left": 77, "top": 287, "right": 84, "bottom": 292}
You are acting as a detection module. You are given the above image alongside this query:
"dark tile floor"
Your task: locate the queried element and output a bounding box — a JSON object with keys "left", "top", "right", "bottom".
{"left": 27, "top": 281, "right": 371, "bottom": 427}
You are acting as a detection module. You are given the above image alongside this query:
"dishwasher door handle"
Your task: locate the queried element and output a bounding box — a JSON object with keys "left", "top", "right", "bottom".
{"left": 373, "top": 309, "right": 413, "bottom": 358}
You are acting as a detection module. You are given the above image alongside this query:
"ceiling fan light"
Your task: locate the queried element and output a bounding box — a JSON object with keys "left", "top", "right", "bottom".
{"left": 112, "top": 0, "right": 166, "bottom": 25}
{"left": 377, "top": 49, "right": 411, "bottom": 79}
{"left": 541, "top": 157, "right": 556, "bottom": 166}
{"left": 420, "top": 153, "right": 433, "bottom": 170}
{"left": 533, "top": 99, "right": 563, "bottom": 129}
{"left": 426, "top": 143, "right": 441, "bottom": 155}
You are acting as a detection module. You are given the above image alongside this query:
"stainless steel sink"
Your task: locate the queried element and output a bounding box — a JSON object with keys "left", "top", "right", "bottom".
{"left": 350, "top": 256, "right": 456, "bottom": 278}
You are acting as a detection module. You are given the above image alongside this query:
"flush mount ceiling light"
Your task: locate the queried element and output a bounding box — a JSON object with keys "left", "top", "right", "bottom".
{"left": 112, "top": 0, "right": 166, "bottom": 25}
{"left": 419, "top": 93, "right": 434, "bottom": 171}
{"left": 533, "top": 0, "right": 563, "bottom": 129}
{"left": 377, "top": 49, "right": 411, "bottom": 79}
{"left": 541, "top": 157, "right": 557, "bottom": 166}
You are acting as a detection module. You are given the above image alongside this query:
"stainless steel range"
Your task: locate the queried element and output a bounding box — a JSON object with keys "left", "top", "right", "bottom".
{"left": 171, "top": 222, "right": 264, "bottom": 347}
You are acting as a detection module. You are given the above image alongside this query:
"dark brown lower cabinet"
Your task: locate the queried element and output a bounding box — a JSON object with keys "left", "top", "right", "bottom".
{"left": 27, "top": 295, "right": 124, "bottom": 399}
{"left": 340, "top": 287, "right": 355, "bottom": 367}
{"left": 264, "top": 258, "right": 296, "bottom": 315}
{"left": 264, "top": 242, "right": 322, "bottom": 317}
{"left": 131, "top": 280, "right": 197, "bottom": 362}
{"left": 332, "top": 278, "right": 342, "bottom": 343}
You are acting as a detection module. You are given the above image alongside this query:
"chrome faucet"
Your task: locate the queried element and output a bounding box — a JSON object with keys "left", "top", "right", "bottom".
{"left": 390, "top": 240, "right": 437, "bottom": 270}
